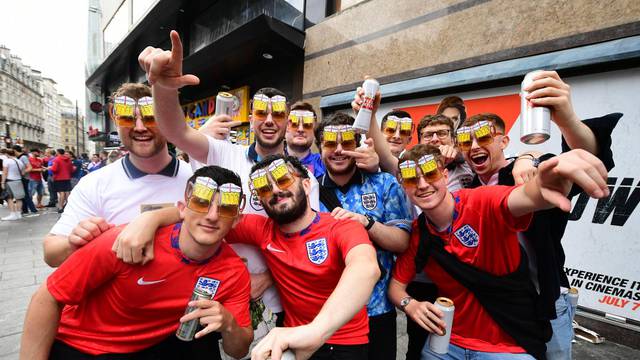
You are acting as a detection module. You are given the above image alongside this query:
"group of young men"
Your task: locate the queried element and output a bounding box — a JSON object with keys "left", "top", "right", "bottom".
{"left": 19, "top": 30, "right": 617, "bottom": 360}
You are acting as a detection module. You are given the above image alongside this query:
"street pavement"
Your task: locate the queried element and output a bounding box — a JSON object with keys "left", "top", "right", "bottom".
{"left": 1, "top": 202, "right": 639, "bottom": 359}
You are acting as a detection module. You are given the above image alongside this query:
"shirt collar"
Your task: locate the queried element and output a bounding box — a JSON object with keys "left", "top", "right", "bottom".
{"left": 170, "top": 222, "right": 220, "bottom": 265}
{"left": 246, "top": 142, "right": 289, "bottom": 164}
{"left": 122, "top": 153, "right": 179, "bottom": 179}
{"left": 281, "top": 211, "right": 322, "bottom": 238}
{"left": 319, "top": 169, "right": 364, "bottom": 194}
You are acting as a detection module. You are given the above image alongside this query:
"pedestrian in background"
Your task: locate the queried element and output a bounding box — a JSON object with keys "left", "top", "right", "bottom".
{"left": 1, "top": 149, "right": 26, "bottom": 221}
{"left": 51, "top": 149, "right": 74, "bottom": 213}
{"left": 28, "top": 148, "right": 46, "bottom": 208}
{"left": 13, "top": 145, "right": 38, "bottom": 215}
{"left": 43, "top": 149, "right": 58, "bottom": 207}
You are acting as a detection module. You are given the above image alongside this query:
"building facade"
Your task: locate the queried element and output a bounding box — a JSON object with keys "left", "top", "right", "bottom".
{"left": 42, "top": 77, "right": 63, "bottom": 149}
{"left": 58, "top": 95, "right": 86, "bottom": 154}
{"left": 85, "top": 0, "right": 338, "bottom": 146}
{"left": 0, "top": 45, "right": 46, "bottom": 149}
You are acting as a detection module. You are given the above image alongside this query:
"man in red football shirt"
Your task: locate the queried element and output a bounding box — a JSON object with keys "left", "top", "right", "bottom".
{"left": 117, "top": 155, "right": 380, "bottom": 360}
{"left": 388, "top": 144, "right": 609, "bottom": 359}
{"left": 20, "top": 166, "right": 253, "bottom": 360}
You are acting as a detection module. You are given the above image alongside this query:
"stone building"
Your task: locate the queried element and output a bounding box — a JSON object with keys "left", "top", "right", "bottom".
{"left": 42, "top": 77, "right": 63, "bottom": 149}
{"left": 0, "top": 45, "right": 46, "bottom": 149}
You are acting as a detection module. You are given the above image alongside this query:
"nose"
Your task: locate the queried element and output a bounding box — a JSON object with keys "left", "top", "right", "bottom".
{"left": 204, "top": 199, "right": 220, "bottom": 222}
{"left": 392, "top": 128, "right": 401, "bottom": 139}
{"left": 470, "top": 136, "right": 481, "bottom": 150}
{"left": 133, "top": 109, "right": 147, "bottom": 131}
{"left": 416, "top": 174, "right": 429, "bottom": 190}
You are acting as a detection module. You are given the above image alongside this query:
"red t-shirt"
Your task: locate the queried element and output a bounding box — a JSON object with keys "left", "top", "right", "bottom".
{"left": 393, "top": 186, "right": 532, "bottom": 353}
{"left": 48, "top": 224, "right": 251, "bottom": 355}
{"left": 28, "top": 157, "right": 43, "bottom": 181}
{"left": 226, "top": 212, "right": 372, "bottom": 345}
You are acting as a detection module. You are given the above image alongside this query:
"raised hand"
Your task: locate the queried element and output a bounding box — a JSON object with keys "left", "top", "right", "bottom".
{"left": 535, "top": 149, "right": 609, "bottom": 211}
{"left": 68, "top": 217, "right": 114, "bottom": 250}
{"left": 438, "top": 145, "right": 458, "bottom": 166}
{"left": 138, "top": 30, "right": 200, "bottom": 90}
{"left": 199, "top": 115, "right": 242, "bottom": 140}
{"left": 251, "top": 325, "right": 323, "bottom": 360}
{"left": 342, "top": 137, "right": 380, "bottom": 172}
{"left": 524, "top": 70, "right": 578, "bottom": 128}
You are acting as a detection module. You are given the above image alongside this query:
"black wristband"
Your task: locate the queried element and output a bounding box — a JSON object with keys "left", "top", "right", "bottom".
{"left": 364, "top": 214, "right": 375, "bottom": 231}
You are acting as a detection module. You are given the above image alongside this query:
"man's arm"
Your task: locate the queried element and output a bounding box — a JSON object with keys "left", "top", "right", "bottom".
{"left": 351, "top": 86, "right": 399, "bottom": 175}
{"left": 507, "top": 149, "right": 609, "bottom": 217}
{"left": 525, "top": 70, "right": 598, "bottom": 154}
{"left": 251, "top": 243, "right": 379, "bottom": 360}
{"left": 388, "top": 278, "right": 446, "bottom": 335}
{"left": 330, "top": 208, "right": 409, "bottom": 253}
{"left": 138, "top": 30, "right": 208, "bottom": 163}
{"left": 112, "top": 206, "right": 181, "bottom": 264}
{"left": 20, "top": 285, "right": 64, "bottom": 360}
{"left": 43, "top": 217, "right": 114, "bottom": 267}
{"left": 180, "top": 300, "right": 253, "bottom": 359}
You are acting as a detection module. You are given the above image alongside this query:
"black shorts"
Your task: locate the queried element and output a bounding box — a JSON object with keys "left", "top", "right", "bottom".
{"left": 53, "top": 180, "right": 72, "bottom": 192}
{"left": 310, "top": 343, "right": 368, "bottom": 360}
{"left": 49, "top": 333, "right": 222, "bottom": 360}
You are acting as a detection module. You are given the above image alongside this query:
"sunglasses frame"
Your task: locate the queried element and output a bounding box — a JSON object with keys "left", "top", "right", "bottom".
{"left": 398, "top": 156, "right": 444, "bottom": 188}
{"left": 249, "top": 162, "right": 301, "bottom": 200}
{"left": 288, "top": 110, "right": 316, "bottom": 131}
{"left": 456, "top": 121, "right": 503, "bottom": 152}
{"left": 184, "top": 181, "right": 245, "bottom": 219}
{"left": 321, "top": 125, "right": 358, "bottom": 152}
{"left": 113, "top": 96, "right": 157, "bottom": 128}
{"left": 251, "top": 94, "right": 288, "bottom": 123}
{"left": 383, "top": 116, "right": 413, "bottom": 138}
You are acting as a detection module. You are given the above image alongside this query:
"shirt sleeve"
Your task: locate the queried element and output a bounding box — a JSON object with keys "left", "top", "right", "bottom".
{"left": 225, "top": 215, "right": 266, "bottom": 246}
{"left": 382, "top": 177, "right": 413, "bottom": 233}
{"left": 219, "top": 263, "right": 251, "bottom": 328}
{"left": 50, "top": 176, "right": 100, "bottom": 236}
{"left": 334, "top": 219, "right": 373, "bottom": 260}
{"left": 205, "top": 135, "right": 246, "bottom": 168}
{"left": 47, "top": 226, "right": 126, "bottom": 305}
{"left": 392, "top": 226, "right": 420, "bottom": 285}
{"left": 468, "top": 186, "right": 531, "bottom": 233}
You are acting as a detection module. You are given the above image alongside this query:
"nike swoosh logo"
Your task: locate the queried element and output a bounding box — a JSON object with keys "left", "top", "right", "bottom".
{"left": 267, "top": 243, "right": 285, "bottom": 253}
{"left": 137, "top": 277, "right": 166, "bottom": 285}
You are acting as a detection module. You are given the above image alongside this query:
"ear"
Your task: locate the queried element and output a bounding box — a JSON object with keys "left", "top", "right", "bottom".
{"left": 107, "top": 103, "right": 115, "bottom": 124}
{"left": 177, "top": 201, "right": 187, "bottom": 220}
{"left": 500, "top": 134, "right": 510, "bottom": 150}
{"left": 302, "top": 177, "right": 311, "bottom": 196}
{"left": 230, "top": 213, "right": 244, "bottom": 229}
{"left": 442, "top": 167, "right": 449, "bottom": 183}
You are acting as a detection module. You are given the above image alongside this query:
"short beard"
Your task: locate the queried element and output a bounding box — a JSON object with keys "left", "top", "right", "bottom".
{"left": 263, "top": 184, "right": 308, "bottom": 225}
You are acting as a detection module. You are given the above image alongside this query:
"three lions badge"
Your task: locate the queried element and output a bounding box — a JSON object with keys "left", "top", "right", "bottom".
{"left": 306, "top": 238, "right": 328, "bottom": 265}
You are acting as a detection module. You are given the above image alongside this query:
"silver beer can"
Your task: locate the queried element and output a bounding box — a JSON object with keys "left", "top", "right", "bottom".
{"left": 353, "top": 78, "right": 380, "bottom": 133}
{"left": 215, "top": 91, "right": 236, "bottom": 117}
{"left": 428, "top": 297, "right": 455, "bottom": 354}
{"left": 176, "top": 287, "right": 214, "bottom": 341}
{"left": 520, "top": 71, "right": 551, "bottom": 144}
{"left": 567, "top": 287, "right": 579, "bottom": 308}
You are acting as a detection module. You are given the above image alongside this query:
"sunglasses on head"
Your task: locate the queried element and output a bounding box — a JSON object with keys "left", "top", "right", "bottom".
{"left": 185, "top": 177, "right": 244, "bottom": 218}
{"left": 288, "top": 110, "right": 316, "bottom": 130}
{"left": 113, "top": 96, "right": 156, "bottom": 128}
{"left": 250, "top": 159, "right": 299, "bottom": 199}
{"left": 456, "top": 121, "right": 503, "bottom": 151}
{"left": 252, "top": 94, "right": 287, "bottom": 123}
{"left": 321, "top": 125, "right": 357, "bottom": 151}
{"left": 383, "top": 116, "right": 413, "bottom": 138}
{"left": 398, "top": 154, "right": 443, "bottom": 187}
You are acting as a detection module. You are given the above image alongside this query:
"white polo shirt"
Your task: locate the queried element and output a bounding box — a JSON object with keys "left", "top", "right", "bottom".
{"left": 203, "top": 136, "right": 321, "bottom": 314}
{"left": 51, "top": 155, "right": 192, "bottom": 236}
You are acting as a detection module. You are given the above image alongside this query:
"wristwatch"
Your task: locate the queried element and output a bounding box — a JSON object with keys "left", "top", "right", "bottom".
{"left": 400, "top": 296, "right": 414, "bottom": 311}
{"left": 364, "top": 214, "right": 376, "bottom": 231}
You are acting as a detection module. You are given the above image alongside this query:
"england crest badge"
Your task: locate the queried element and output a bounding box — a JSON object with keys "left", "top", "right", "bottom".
{"left": 454, "top": 224, "right": 479, "bottom": 248}
{"left": 306, "top": 238, "right": 328, "bottom": 265}
{"left": 361, "top": 193, "right": 377, "bottom": 210}
{"left": 250, "top": 192, "right": 264, "bottom": 211}
{"left": 195, "top": 277, "right": 221, "bottom": 297}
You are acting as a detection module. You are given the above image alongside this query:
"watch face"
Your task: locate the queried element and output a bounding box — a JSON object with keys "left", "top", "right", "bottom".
{"left": 401, "top": 297, "right": 411, "bottom": 306}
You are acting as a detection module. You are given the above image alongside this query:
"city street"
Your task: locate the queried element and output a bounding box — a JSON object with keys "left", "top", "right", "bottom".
{"left": 0, "top": 203, "right": 638, "bottom": 359}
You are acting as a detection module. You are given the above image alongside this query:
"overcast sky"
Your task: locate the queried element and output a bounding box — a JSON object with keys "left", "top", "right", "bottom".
{"left": 0, "top": 1, "right": 88, "bottom": 114}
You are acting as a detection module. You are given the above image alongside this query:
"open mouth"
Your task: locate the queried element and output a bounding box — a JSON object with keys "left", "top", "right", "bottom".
{"left": 269, "top": 193, "right": 292, "bottom": 205}
{"left": 470, "top": 153, "right": 489, "bottom": 166}
{"left": 329, "top": 155, "right": 350, "bottom": 163}
{"left": 261, "top": 129, "right": 277, "bottom": 136}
